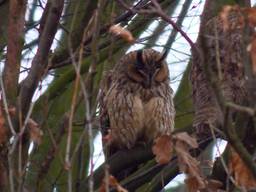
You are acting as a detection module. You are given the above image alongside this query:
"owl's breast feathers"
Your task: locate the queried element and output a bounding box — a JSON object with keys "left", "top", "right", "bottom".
{"left": 100, "top": 78, "right": 175, "bottom": 150}
{"left": 99, "top": 49, "right": 175, "bottom": 152}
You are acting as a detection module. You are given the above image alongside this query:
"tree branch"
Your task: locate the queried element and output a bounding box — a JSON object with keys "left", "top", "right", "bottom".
{"left": 19, "top": 0, "right": 64, "bottom": 115}
{"left": 79, "top": 146, "right": 154, "bottom": 191}
{"left": 79, "top": 125, "right": 214, "bottom": 191}
{"left": 3, "top": 0, "right": 26, "bottom": 104}
{"left": 195, "top": 2, "right": 256, "bottom": 179}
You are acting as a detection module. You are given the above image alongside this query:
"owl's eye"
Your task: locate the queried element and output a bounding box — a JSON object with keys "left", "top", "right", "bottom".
{"left": 155, "top": 62, "right": 162, "bottom": 69}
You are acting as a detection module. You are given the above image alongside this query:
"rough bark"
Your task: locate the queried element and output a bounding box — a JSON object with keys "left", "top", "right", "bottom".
{"left": 191, "top": 0, "right": 256, "bottom": 189}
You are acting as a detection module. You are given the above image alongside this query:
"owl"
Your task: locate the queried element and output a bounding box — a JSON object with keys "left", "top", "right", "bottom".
{"left": 99, "top": 48, "right": 175, "bottom": 156}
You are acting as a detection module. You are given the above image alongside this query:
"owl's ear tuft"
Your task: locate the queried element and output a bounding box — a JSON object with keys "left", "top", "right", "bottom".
{"left": 135, "top": 50, "right": 144, "bottom": 69}
{"left": 157, "top": 49, "right": 168, "bottom": 63}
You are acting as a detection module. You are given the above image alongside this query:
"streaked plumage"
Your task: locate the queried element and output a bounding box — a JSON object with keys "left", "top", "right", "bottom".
{"left": 191, "top": 9, "right": 246, "bottom": 137}
{"left": 99, "top": 49, "right": 175, "bottom": 155}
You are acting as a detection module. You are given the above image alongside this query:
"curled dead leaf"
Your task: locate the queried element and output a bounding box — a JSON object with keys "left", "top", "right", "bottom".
{"left": 185, "top": 178, "right": 222, "bottom": 192}
{"left": 0, "top": 104, "right": 7, "bottom": 144}
{"left": 185, "top": 176, "right": 205, "bottom": 192}
{"left": 219, "top": 5, "right": 244, "bottom": 31}
{"left": 99, "top": 175, "right": 128, "bottom": 192}
{"left": 28, "top": 119, "right": 43, "bottom": 145}
{"left": 220, "top": 5, "right": 234, "bottom": 31}
{"left": 173, "top": 132, "right": 198, "bottom": 148}
{"left": 250, "top": 36, "right": 256, "bottom": 75}
{"left": 152, "top": 135, "right": 173, "bottom": 164}
{"left": 229, "top": 149, "right": 256, "bottom": 189}
{"left": 175, "top": 141, "right": 200, "bottom": 177}
{"left": 243, "top": 7, "right": 256, "bottom": 26}
{"left": 207, "top": 179, "right": 223, "bottom": 191}
{"left": 173, "top": 132, "right": 205, "bottom": 191}
{"left": 109, "top": 25, "right": 135, "bottom": 43}
{"left": 8, "top": 106, "right": 16, "bottom": 116}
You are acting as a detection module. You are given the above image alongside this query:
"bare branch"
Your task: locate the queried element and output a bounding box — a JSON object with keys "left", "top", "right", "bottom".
{"left": 149, "top": 0, "right": 196, "bottom": 50}
{"left": 3, "top": 0, "right": 26, "bottom": 104}
{"left": 19, "top": 0, "right": 64, "bottom": 115}
{"left": 117, "top": 0, "right": 198, "bottom": 53}
{"left": 226, "top": 102, "right": 255, "bottom": 116}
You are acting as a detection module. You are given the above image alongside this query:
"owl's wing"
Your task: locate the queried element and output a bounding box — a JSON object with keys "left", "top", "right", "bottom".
{"left": 99, "top": 71, "right": 113, "bottom": 136}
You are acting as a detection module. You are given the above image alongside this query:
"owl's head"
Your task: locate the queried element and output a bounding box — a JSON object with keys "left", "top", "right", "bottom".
{"left": 127, "top": 49, "right": 169, "bottom": 89}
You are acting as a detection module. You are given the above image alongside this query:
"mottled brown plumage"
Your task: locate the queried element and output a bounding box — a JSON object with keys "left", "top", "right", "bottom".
{"left": 191, "top": 9, "right": 247, "bottom": 137}
{"left": 99, "top": 49, "right": 175, "bottom": 155}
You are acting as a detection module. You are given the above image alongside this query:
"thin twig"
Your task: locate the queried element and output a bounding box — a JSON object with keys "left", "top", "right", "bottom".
{"left": 65, "top": 25, "right": 83, "bottom": 192}
{"left": 150, "top": 0, "right": 197, "bottom": 51}
{"left": 226, "top": 102, "right": 255, "bottom": 116}
{"left": 8, "top": 153, "right": 15, "bottom": 192}
{"left": 214, "top": 19, "right": 223, "bottom": 81}
{"left": 9, "top": 101, "right": 35, "bottom": 155}
{"left": 209, "top": 124, "right": 237, "bottom": 186}
{"left": 117, "top": 0, "right": 199, "bottom": 53}
{"left": 224, "top": 107, "right": 256, "bottom": 178}
{"left": 0, "top": 75, "right": 16, "bottom": 135}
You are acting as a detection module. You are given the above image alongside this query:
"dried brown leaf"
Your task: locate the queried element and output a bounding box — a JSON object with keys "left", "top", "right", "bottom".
{"left": 250, "top": 36, "right": 256, "bottom": 75}
{"left": 109, "top": 25, "right": 135, "bottom": 43}
{"left": 185, "top": 176, "right": 205, "bottom": 192}
{"left": 100, "top": 175, "right": 128, "bottom": 192}
{"left": 99, "top": 182, "right": 106, "bottom": 192}
{"left": 0, "top": 105, "right": 7, "bottom": 144}
{"left": 220, "top": 5, "right": 245, "bottom": 31}
{"left": 220, "top": 5, "right": 234, "bottom": 31}
{"left": 207, "top": 179, "right": 223, "bottom": 191}
{"left": 175, "top": 141, "right": 200, "bottom": 176}
{"left": 173, "top": 132, "right": 198, "bottom": 148}
{"left": 28, "top": 119, "right": 42, "bottom": 145}
{"left": 175, "top": 138, "right": 206, "bottom": 191}
{"left": 8, "top": 106, "right": 16, "bottom": 116}
{"left": 229, "top": 149, "right": 256, "bottom": 189}
{"left": 152, "top": 135, "right": 173, "bottom": 164}
{"left": 243, "top": 7, "right": 256, "bottom": 26}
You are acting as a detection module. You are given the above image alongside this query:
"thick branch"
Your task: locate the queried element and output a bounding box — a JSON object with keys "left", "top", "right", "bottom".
{"left": 196, "top": 1, "right": 256, "bottom": 179}
{"left": 79, "top": 146, "right": 154, "bottom": 191}
{"left": 80, "top": 126, "right": 213, "bottom": 191}
{"left": 3, "top": 0, "right": 26, "bottom": 104}
{"left": 19, "top": 0, "right": 64, "bottom": 115}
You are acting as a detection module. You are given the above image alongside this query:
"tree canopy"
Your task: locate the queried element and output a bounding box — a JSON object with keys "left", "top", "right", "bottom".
{"left": 0, "top": 0, "right": 256, "bottom": 191}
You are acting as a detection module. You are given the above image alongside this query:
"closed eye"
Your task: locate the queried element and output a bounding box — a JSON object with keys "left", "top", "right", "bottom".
{"left": 137, "top": 69, "right": 147, "bottom": 77}
{"left": 153, "top": 68, "right": 161, "bottom": 76}
{"left": 155, "top": 62, "right": 162, "bottom": 69}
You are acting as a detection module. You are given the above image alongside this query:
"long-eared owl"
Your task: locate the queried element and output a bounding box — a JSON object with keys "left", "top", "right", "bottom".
{"left": 99, "top": 48, "right": 175, "bottom": 155}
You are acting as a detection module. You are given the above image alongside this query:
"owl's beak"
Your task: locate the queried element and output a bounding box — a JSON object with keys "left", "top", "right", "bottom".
{"left": 142, "top": 75, "right": 152, "bottom": 89}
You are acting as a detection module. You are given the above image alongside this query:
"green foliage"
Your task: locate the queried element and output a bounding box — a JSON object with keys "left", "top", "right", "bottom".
{"left": 174, "top": 63, "right": 193, "bottom": 129}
